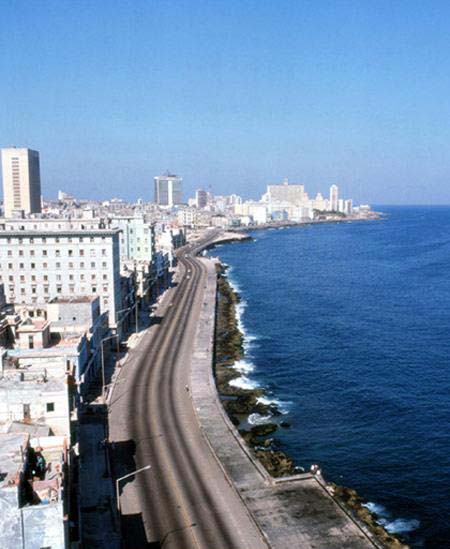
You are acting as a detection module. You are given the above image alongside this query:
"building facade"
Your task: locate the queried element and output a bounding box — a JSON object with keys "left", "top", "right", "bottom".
{"left": 0, "top": 226, "right": 121, "bottom": 326}
{"left": 154, "top": 173, "right": 183, "bottom": 207}
{"left": 1, "top": 148, "right": 42, "bottom": 218}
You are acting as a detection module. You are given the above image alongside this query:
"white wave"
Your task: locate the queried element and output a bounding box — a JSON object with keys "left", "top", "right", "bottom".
{"left": 229, "top": 376, "right": 260, "bottom": 390}
{"left": 232, "top": 359, "right": 255, "bottom": 373}
{"left": 363, "top": 502, "right": 387, "bottom": 516}
{"left": 256, "top": 396, "right": 291, "bottom": 414}
{"left": 248, "top": 413, "right": 273, "bottom": 425}
{"left": 363, "top": 502, "right": 420, "bottom": 534}
{"left": 380, "top": 518, "right": 420, "bottom": 534}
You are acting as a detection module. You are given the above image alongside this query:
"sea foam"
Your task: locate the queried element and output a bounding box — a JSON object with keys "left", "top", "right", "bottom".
{"left": 229, "top": 376, "right": 260, "bottom": 391}
{"left": 363, "top": 502, "right": 420, "bottom": 534}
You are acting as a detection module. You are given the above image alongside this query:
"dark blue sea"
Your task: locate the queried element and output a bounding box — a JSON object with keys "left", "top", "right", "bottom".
{"left": 215, "top": 207, "right": 450, "bottom": 548}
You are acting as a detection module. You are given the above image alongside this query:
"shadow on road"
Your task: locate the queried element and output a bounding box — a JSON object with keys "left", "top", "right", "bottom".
{"left": 121, "top": 513, "right": 161, "bottom": 548}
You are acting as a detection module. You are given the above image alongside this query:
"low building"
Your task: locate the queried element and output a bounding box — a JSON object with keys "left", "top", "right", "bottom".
{"left": 0, "top": 432, "right": 70, "bottom": 549}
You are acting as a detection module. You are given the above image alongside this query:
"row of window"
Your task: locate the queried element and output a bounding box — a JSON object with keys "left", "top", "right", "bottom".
{"left": 2, "top": 273, "right": 109, "bottom": 283}
{"left": 1, "top": 261, "right": 110, "bottom": 270}
{"left": 4, "top": 248, "right": 109, "bottom": 257}
{"left": 2, "top": 235, "right": 110, "bottom": 244}
{"left": 9, "top": 284, "right": 109, "bottom": 295}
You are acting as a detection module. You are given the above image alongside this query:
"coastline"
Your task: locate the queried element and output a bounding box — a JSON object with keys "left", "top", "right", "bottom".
{"left": 211, "top": 240, "right": 409, "bottom": 549}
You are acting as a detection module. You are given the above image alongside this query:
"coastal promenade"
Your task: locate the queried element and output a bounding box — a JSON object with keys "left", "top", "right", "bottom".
{"left": 191, "top": 254, "right": 381, "bottom": 549}
{"left": 108, "top": 228, "right": 383, "bottom": 548}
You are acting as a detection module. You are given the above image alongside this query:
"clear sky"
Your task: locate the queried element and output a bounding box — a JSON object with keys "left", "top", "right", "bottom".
{"left": 1, "top": 1, "right": 450, "bottom": 204}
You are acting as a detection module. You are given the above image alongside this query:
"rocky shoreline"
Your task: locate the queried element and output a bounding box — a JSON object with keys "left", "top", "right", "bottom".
{"left": 213, "top": 262, "right": 409, "bottom": 549}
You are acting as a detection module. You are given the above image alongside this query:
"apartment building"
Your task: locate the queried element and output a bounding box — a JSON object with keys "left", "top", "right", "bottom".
{"left": 0, "top": 221, "right": 121, "bottom": 326}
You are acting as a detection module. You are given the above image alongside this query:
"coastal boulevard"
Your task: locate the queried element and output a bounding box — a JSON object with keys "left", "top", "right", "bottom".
{"left": 108, "top": 229, "right": 268, "bottom": 549}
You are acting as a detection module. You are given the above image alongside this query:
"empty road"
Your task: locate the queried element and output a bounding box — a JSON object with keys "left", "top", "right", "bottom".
{"left": 109, "top": 232, "right": 267, "bottom": 549}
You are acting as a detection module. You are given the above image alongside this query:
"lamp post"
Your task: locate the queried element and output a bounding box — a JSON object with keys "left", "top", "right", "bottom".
{"left": 115, "top": 464, "right": 151, "bottom": 513}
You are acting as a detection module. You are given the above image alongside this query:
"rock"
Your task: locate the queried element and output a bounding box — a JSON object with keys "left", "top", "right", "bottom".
{"left": 280, "top": 421, "right": 291, "bottom": 429}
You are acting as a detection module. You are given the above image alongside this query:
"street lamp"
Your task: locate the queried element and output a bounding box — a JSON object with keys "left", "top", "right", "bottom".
{"left": 100, "top": 334, "right": 119, "bottom": 397}
{"left": 115, "top": 464, "right": 151, "bottom": 513}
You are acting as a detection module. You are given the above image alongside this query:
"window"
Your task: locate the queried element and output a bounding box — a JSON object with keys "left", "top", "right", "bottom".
{"left": 80, "top": 274, "right": 85, "bottom": 281}
{"left": 55, "top": 250, "right": 60, "bottom": 257}
{"left": 69, "top": 274, "right": 74, "bottom": 281}
{"left": 57, "top": 285, "right": 62, "bottom": 293}
{"left": 56, "top": 262, "right": 61, "bottom": 269}
{"left": 8, "top": 263, "right": 12, "bottom": 269}
{"left": 80, "top": 262, "right": 85, "bottom": 268}
{"left": 46, "top": 402, "right": 55, "bottom": 412}
{"left": 69, "top": 262, "right": 74, "bottom": 269}
{"left": 42, "top": 250, "right": 47, "bottom": 256}
{"left": 19, "top": 263, "right": 24, "bottom": 269}
{"left": 101, "top": 249, "right": 106, "bottom": 256}
{"left": 19, "top": 250, "right": 23, "bottom": 256}
{"left": 91, "top": 274, "right": 96, "bottom": 280}
{"left": 43, "top": 275, "right": 48, "bottom": 281}
{"left": 10, "top": 275, "right": 14, "bottom": 282}
{"left": 80, "top": 249, "right": 84, "bottom": 256}
{"left": 103, "top": 274, "right": 108, "bottom": 281}
{"left": 102, "top": 262, "right": 107, "bottom": 268}
{"left": 43, "top": 262, "right": 48, "bottom": 269}
{"left": 30, "top": 263, "right": 35, "bottom": 269}
{"left": 68, "top": 250, "right": 73, "bottom": 256}
{"left": 92, "top": 286, "right": 97, "bottom": 293}
{"left": 28, "top": 335, "right": 34, "bottom": 349}
{"left": 30, "top": 250, "right": 35, "bottom": 256}
{"left": 91, "top": 262, "right": 96, "bottom": 268}
{"left": 7, "top": 250, "right": 12, "bottom": 256}
{"left": 56, "top": 274, "right": 62, "bottom": 281}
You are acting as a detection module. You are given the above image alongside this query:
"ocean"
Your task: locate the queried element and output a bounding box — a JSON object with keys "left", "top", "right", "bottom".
{"left": 215, "top": 206, "right": 450, "bottom": 548}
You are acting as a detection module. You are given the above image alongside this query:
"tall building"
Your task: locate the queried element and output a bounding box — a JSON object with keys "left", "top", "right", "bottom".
{"left": 329, "top": 184, "right": 339, "bottom": 212}
{"left": 154, "top": 173, "right": 183, "bottom": 207}
{"left": 1, "top": 147, "right": 42, "bottom": 218}
{"left": 195, "top": 188, "right": 208, "bottom": 209}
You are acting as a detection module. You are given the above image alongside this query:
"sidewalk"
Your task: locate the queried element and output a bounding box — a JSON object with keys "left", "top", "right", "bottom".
{"left": 78, "top": 404, "right": 121, "bottom": 548}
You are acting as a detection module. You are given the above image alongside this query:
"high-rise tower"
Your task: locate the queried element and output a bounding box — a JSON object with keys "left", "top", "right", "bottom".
{"left": 329, "top": 184, "right": 339, "bottom": 212}
{"left": 1, "top": 147, "right": 42, "bottom": 218}
{"left": 154, "top": 173, "right": 183, "bottom": 207}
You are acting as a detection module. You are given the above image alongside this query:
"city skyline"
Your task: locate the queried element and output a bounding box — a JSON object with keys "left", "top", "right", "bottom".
{"left": 2, "top": 2, "right": 450, "bottom": 204}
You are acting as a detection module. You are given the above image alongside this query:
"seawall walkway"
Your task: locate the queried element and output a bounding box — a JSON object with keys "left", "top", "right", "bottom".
{"left": 190, "top": 256, "right": 382, "bottom": 549}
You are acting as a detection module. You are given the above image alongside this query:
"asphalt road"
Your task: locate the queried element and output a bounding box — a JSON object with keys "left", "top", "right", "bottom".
{"left": 109, "top": 232, "right": 267, "bottom": 549}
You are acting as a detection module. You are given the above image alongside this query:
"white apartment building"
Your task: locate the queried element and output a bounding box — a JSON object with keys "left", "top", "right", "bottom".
{"left": 0, "top": 223, "right": 121, "bottom": 326}
{"left": 1, "top": 147, "right": 42, "bottom": 218}
{"left": 154, "top": 173, "right": 183, "bottom": 207}
{"left": 329, "top": 184, "right": 339, "bottom": 212}
{"left": 265, "top": 179, "right": 309, "bottom": 205}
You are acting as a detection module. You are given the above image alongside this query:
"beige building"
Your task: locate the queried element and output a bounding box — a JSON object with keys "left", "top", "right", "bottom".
{"left": 1, "top": 147, "right": 42, "bottom": 218}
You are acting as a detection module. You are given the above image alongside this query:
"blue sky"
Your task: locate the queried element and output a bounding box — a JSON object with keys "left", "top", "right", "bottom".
{"left": 1, "top": 1, "right": 450, "bottom": 204}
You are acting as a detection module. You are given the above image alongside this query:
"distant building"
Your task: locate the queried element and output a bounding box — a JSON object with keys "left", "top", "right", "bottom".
{"left": 195, "top": 189, "right": 208, "bottom": 209}
{"left": 1, "top": 147, "right": 42, "bottom": 218}
{"left": 329, "top": 184, "right": 339, "bottom": 212}
{"left": 154, "top": 173, "right": 183, "bottom": 207}
{"left": 265, "top": 178, "right": 308, "bottom": 205}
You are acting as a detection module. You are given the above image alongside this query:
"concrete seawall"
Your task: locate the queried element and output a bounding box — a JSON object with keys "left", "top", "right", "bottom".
{"left": 190, "top": 255, "right": 382, "bottom": 549}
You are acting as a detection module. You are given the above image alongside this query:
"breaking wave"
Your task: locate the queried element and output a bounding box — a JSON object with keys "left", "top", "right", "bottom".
{"left": 229, "top": 376, "right": 260, "bottom": 390}
{"left": 363, "top": 502, "right": 420, "bottom": 534}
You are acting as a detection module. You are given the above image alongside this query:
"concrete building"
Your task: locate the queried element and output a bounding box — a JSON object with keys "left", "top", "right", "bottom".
{"left": 329, "top": 184, "right": 339, "bottom": 212}
{"left": 154, "top": 173, "right": 183, "bottom": 207}
{"left": 0, "top": 224, "right": 121, "bottom": 327}
{"left": 1, "top": 148, "right": 42, "bottom": 218}
{"left": 265, "top": 179, "right": 308, "bottom": 205}
{"left": 195, "top": 189, "right": 208, "bottom": 209}
{"left": 109, "top": 214, "right": 155, "bottom": 262}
